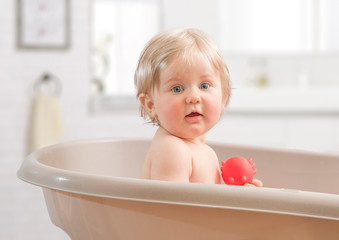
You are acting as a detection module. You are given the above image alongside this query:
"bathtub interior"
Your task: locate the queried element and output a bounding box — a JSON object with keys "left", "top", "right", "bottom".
{"left": 34, "top": 138, "right": 339, "bottom": 195}
{"left": 36, "top": 139, "right": 150, "bottom": 179}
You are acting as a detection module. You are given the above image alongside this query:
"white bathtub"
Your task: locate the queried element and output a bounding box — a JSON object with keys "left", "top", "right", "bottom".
{"left": 18, "top": 138, "right": 339, "bottom": 239}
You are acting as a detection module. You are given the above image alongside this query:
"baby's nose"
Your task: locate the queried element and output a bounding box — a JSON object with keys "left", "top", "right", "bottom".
{"left": 186, "top": 88, "right": 201, "bottom": 104}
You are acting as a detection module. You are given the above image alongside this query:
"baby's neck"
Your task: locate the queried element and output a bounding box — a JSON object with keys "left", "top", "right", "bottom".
{"left": 157, "top": 126, "right": 207, "bottom": 145}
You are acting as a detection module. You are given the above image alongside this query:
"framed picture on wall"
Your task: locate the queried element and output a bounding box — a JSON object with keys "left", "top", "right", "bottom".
{"left": 17, "top": 0, "right": 70, "bottom": 50}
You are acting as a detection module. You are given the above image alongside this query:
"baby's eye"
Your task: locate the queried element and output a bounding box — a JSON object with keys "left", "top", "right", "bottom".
{"left": 200, "top": 83, "right": 210, "bottom": 90}
{"left": 172, "top": 86, "right": 183, "bottom": 93}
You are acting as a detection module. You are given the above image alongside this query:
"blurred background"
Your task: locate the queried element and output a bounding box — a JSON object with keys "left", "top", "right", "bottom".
{"left": 1, "top": 0, "right": 339, "bottom": 239}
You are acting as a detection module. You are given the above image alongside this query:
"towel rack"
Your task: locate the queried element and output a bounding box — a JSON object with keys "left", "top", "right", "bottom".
{"left": 33, "top": 72, "right": 62, "bottom": 97}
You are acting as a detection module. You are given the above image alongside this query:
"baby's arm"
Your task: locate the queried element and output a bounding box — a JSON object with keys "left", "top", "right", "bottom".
{"left": 148, "top": 137, "right": 192, "bottom": 182}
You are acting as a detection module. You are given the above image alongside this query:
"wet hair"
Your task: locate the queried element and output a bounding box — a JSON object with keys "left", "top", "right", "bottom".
{"left": 134, "top": 29, "right": 231, "bottom": 123}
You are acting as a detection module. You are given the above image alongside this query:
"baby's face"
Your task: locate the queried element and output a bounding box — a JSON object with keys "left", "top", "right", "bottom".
{"left": 152, "top": 54, "right": 225, "bottom": 139}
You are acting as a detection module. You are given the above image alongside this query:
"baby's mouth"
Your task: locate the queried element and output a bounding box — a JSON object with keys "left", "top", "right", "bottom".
{"left": 186, "top": 112, "right": 202, "bottom": 118}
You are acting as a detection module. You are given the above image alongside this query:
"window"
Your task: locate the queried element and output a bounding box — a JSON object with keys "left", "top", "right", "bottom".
{"left": 318, "top": 0, "right": 339, "bottom": 51}
{"left": 92, "top": 0, "right": 160, "bottom": 97}
{"left": 219, "top": 0, "right": 313, "bottom": 53}
{"left": 92, "top": 0, "right": 339, "bottom": 110}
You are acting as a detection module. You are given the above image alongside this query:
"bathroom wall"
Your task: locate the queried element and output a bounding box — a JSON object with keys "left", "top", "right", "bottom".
{"left": 1, "top": 0, "right": 339, "bottom": 239}
{"left": 0, "top": 1, "right": 151, "bottom": 239}
{"left": 0, "top": 1, "right": 83, "bottom": 239}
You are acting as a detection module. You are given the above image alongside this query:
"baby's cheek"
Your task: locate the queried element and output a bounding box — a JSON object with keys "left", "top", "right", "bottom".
{"left": 157, "top": 99, "right": 181, "bottom": 124}
{"left": 166, "top": 101, "right": 182, "bottom": 120}
{"left": 207, "top": 99, "right": 223, "bottom": 118}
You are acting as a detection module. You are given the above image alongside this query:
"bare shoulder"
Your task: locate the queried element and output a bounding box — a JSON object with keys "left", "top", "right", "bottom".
{"left": 153, "top": 134, "right": 190, "bottom": 155}
{"left": 151, "top": 127, "right": 191, "bottom": 155}
{"left": 206, "top": 144, "right": 218, "bottom": 158}
{"left": 150, "top": 133, "right": 192, "bottom": 167}
{"left": 146, "top": 131, "right": 192, "bottom": 182}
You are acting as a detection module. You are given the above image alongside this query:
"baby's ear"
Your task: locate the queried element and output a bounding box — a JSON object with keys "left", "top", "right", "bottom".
{"left": 139, "top": 93, "right": 157, "bottom": 118}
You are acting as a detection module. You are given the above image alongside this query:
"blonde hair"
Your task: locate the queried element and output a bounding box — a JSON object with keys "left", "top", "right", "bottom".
{"left": 134, "top": 29, "right": 231, "bottom": 123}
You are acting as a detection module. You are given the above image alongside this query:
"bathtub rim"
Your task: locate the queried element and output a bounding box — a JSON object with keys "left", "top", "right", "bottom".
{"left": 18, "top": 138, "right": 339, "bottom": 221}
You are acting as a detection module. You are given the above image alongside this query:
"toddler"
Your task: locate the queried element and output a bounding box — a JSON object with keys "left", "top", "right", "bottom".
{"left": 135, "top": 29, "right": 261, "bottom": 186}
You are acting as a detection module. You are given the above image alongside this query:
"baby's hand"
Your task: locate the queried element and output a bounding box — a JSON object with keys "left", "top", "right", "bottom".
{"left": 244, "top": 178, "right": 263, "bottom": 187}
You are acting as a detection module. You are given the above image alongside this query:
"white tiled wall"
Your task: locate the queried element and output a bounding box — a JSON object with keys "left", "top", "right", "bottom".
{"left": 0, "top": 1, "right": 157, "bottom": 238}
{"left": 1, "top": 0, "right": 338, "bottom": 239}
{"left": 2, "top": 0, "right": 85, "bottom": 239}
{"left": 2, "top": 176, "right": 70, "bottom": 240}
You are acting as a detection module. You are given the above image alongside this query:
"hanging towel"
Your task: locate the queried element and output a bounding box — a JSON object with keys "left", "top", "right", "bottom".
{"left": 28, "top": 93, "right": 64, "bottom": 153}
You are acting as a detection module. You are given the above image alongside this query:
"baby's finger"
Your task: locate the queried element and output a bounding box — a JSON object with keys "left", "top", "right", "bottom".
{"left": 252, "top": 179, "right": 263, "bottom": 187}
